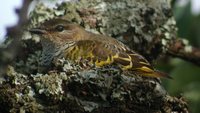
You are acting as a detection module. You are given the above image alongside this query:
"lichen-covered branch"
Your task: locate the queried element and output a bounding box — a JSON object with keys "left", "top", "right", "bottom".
{"left": 0, "top": 62, "right": 188, "bottom": 113}
{"left": 29, "top": 0, "right": 177, "bottom": 62}
{"left": 0, "top": 0, "right": 190, "bottom": 113}
{"left": 166, "top": 38, "right": 200, "bottom": 66}
{"left": 0, "top": 0, "right": 32, "bottom": 75}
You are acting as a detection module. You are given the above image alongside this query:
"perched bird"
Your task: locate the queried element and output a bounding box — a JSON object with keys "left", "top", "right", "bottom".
{"left": 30, "top": 18, "right": 170, "bottom": 78}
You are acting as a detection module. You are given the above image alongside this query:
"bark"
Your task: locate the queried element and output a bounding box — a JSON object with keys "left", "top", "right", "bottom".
{"left": 0, "top": 0, "right": 191, "bottom": 113}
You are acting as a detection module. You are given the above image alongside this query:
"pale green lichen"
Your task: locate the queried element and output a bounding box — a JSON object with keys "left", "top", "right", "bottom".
{"left": 22, "top": 32, "right": 41, "bottom": 43}
{"left": 26, "top": 86, "right": 35, "bottom": 97}
{"left": 26, "top": 0, "right": 177, "bottom": 60}
{"left": 162, "top": 18, "right": 177, "bottom": 38}
{"left": 33, "top": 72, "right": 66, "bottom": 99}
{"left": 184, "top": 45, "right": 193, "bottom": 53}
{"left": 182, "top": 39, "right": 189, "bottom": 45}
{"left": 161, "top": 39, "right": 168, "bottom": 46}
{"left": 79, "top": 100, "right": 99, "bottom": 112}
{"left": 6, "top": 66, "right": 28, "bottom": 85}
{"left": 29, "top": 3, "right": 56, "bottom": 26}
{"left": 182, "top": 38, "right": 192, "bottom": 52}
{"left": 164, "top": 32, "right": 171, "bottom": 39}
{"left": 0, "top": 0, "right": 188, "bottom": 112}
{"left": 15, "top": 50, "right": 41, "bottom": 74}
{"left": 160, "top": 17, "right": 178, "bottom": 52}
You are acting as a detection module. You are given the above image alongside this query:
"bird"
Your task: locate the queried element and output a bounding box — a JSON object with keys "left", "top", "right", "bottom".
{"left": 29, "top": 18, "right": 171, "bottom": 79}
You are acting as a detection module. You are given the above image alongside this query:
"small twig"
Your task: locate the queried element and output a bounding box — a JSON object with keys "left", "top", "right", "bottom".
{"left": 0, "top": 0, "right": 32, "bottom": 74}
{"left": 166, "top": 38, "right": 200, "bottom": 66}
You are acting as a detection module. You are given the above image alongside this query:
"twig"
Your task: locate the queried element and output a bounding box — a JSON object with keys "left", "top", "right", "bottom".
{"left": 167, "top": 38, "right": 200, "bottom": 66}
{"left": 0, "top": 0, "right": 32, "bottom": 74}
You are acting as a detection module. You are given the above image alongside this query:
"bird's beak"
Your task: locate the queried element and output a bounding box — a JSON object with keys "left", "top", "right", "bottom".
{"left": 29, "top": 28, "right": 46, "bottom": 34}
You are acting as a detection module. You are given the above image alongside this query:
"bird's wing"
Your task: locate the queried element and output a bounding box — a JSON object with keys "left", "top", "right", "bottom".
{"left": 69, "top": 40, "right": 152, "bottom": 70}
{"left": 64, "top": 40, "right": 170, "bottom": 78}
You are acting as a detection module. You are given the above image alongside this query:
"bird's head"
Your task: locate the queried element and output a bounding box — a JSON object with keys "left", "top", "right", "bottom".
{"left": 29, "top": 19, "right": 86, "bottom": 46}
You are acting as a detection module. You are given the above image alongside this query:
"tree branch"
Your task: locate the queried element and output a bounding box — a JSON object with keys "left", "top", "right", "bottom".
{"left": 0, "top": 0, "right": 32, "bottom": 75}
{"left": 167, "top": 38, "right": 200, "bottom": 66}
{"left": 0, "top": 0, "right": 190, "bottom": 113}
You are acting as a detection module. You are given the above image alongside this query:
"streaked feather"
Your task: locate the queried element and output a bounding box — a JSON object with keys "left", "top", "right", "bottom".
{"left": 61, "top": 39, "right": 170, "bottom": 78}
{"left": 34, "top": 19, "right": 170, "bottom": 78}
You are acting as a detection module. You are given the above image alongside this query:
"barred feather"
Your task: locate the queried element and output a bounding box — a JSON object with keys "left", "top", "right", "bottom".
{"left": 62, "top": 40, "right": 170, "bottom": 78}
{"left": 30, "top": 19, "right": 171, "bottom": 79}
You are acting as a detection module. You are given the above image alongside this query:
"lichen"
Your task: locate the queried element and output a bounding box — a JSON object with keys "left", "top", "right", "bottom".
{"left": 6, "top": 66, "right": 28, "bottom": 85}
{"left": 33, "top": 72, "right": 65, "bottom": 100}
{"left": 25, "top": 0, "right": 178, "bottom": 61}
{"left": 184, "top": 45, "right": 192, "bottom": 53}
{"left": 0, "top": 0, "right": 188, "bottom": 113}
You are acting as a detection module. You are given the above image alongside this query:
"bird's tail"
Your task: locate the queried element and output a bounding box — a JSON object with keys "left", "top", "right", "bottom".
{"left": 134, "top": 70, "right": 172, "bottom": 79}
{"left": 152, "top": 70, "right": 172, "bottom": 79}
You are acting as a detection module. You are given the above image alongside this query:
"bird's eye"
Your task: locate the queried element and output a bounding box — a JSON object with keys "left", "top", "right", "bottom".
{"left": 55, "top": 25, "right": 64, "bottom": 32}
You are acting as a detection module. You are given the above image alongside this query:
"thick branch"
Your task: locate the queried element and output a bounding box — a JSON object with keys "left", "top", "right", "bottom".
{"left": 0, "top": 0, "right": 189, "bottom": 113}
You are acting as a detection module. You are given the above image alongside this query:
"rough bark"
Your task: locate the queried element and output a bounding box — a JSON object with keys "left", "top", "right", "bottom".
{"left": 0, "top": 0, "right": 191, "bottom": 113}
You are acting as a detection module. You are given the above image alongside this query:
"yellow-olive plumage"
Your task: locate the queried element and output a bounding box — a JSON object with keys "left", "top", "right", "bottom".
{"left": 30, "top": 19, "right": 170, "bottom": 78}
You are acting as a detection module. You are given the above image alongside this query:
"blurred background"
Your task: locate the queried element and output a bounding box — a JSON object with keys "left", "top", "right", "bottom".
{"left": 161, "top": 0, "right": 200, "bottom": 113}
{"left": 0, "top": 0, "right": 200, "bottom": 112}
